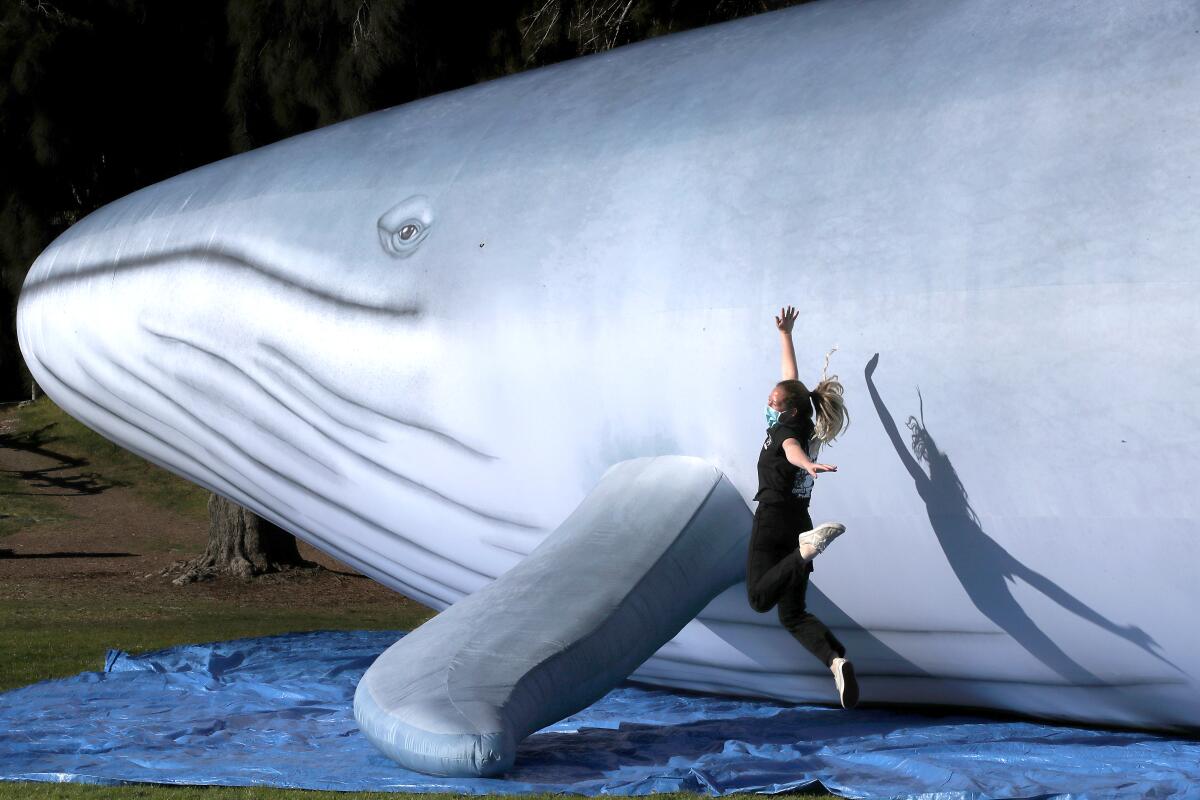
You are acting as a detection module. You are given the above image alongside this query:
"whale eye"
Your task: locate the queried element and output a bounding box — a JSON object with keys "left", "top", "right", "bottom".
{"left": 378, "top": 195, "right": 434, "bottom": 258}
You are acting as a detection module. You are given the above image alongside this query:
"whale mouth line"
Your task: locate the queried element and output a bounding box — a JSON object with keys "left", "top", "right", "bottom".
{"left": 23, "top": 243, "right": 421, "bottom": 318}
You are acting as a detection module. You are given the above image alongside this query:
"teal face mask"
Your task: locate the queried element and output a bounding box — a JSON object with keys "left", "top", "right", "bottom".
{"left": 765, "top": 406, "right": 781, "bottom": 427}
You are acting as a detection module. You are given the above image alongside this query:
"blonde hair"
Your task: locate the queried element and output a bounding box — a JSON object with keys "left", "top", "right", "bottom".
{"left": 776, "top": 346, "right": 849, "bottom": 445}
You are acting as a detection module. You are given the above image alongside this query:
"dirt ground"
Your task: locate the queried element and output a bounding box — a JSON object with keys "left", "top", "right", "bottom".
{"left": 0, "top": 403, "right": 430, "bottom": 615}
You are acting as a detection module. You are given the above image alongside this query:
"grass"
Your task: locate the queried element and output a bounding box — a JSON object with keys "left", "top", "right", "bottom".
{"left": 0, "top": 467, "right": 79, "bottom": 538}
{"left": 0, "top": 597, "right": 432, "bottom": 693}
{"left": 3, "top": 396, "right": 211, "bottom": 532}
{"left": 0, "top": 399, "right": 83, "bottom": 536}
{"left": 0, "top": 395, "right": 434, "bottom": 692}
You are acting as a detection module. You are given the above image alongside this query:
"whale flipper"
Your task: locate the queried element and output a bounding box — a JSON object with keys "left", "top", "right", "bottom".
{"left": 353, "top": 456, "right": 751, "bottom": 776}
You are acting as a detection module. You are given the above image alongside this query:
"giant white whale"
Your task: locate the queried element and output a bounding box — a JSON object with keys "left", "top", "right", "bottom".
{"left": 16, "top": 0, "right": 1200, "bottom": 743}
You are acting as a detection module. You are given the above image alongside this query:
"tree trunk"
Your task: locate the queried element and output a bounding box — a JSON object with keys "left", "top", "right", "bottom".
{"left": 171, "top": 493, "right": 316, "bottom": 584}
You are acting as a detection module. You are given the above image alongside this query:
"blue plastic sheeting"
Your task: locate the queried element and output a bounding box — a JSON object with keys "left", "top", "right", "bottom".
{"left": 1, "top": 631, "right": 1198, "bottom": 799}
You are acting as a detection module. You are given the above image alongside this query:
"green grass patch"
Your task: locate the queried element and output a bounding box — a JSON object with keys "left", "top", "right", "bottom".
{"left": 0, "top": 469, "right": 79, "bottom": 539}
{"left": 6, "top": 396, "right": 211, "bottom": 523}
{"left": 0, "top": 597, "right": 434, "bottom": 692}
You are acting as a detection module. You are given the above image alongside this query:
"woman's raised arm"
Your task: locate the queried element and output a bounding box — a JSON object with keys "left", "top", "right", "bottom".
{"left": 774, "top": 305, "right": 799, "bottom": 381}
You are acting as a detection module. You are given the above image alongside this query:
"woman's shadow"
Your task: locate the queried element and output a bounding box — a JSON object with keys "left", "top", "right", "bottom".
{"left": 864, "top": 353, "right": 1177, "bottom": 683}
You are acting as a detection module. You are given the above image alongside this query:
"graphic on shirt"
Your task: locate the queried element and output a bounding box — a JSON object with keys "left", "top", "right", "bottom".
{"left": 791, "top": 438, "right": 820, "bottom": 499}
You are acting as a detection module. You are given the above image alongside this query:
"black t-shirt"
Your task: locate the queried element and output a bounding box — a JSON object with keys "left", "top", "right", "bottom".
{"left": 754, "top": 416, "right": 819, "bottom": 505}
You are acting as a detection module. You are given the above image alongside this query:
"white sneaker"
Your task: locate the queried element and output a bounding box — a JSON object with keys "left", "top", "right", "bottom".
{"left": 831, "top": 657, "right": 859, "bottom": 709}
{"left": 797, "top": 522, "right": 846, "bottom": 562}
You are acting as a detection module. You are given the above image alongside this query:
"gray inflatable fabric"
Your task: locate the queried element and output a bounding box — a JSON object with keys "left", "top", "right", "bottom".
{"left": 354, "top": 456, "right": 751, "bottom": 776}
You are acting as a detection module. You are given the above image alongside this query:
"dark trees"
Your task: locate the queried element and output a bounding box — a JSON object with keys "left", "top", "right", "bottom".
{"left": 0, "top": 0, "right": 231, "bottom": 400}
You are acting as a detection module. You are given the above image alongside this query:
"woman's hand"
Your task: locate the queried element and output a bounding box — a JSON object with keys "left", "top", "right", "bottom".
{"left": 804, "top": 462, "right": 838, "bottom": 479}
{"left": 775, "top": 305, "right": 798, "bottom": 334}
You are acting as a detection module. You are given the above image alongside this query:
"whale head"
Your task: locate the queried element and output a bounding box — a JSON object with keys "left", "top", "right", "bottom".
{"left": 14, "top": 40, "right": 787, "bottom": 608}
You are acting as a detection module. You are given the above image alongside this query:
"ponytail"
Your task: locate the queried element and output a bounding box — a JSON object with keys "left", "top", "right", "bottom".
{"left": 773, "top": 346, "right": 850, "bottom": 444}
{"left": 811, "top": 346, "right": 849, "bottom": 444}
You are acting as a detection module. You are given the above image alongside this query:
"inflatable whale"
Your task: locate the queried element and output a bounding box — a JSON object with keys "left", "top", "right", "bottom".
{"left": 16, "top": 0, "right": 1200, "bottom": 766}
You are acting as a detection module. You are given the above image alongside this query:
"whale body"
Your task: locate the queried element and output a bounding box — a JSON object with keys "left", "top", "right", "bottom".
{"left": 16, "top": 0, "right": 1200, "bottom": 733}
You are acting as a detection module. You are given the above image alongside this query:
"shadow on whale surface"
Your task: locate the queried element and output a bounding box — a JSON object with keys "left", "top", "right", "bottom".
{"left": 866, "top": 354, "right": 1183, "bottom": 684}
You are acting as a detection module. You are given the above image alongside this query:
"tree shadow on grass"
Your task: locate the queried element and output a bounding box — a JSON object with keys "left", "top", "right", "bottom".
{"left": 0, "top": 423, "right": 118, "bottom": 496}
{"left": 0, "top": 550, "right": 137, "bottom": 559}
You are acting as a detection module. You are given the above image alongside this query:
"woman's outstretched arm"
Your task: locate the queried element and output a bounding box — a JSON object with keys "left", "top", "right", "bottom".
{"left": 782, "top": 438, "right": 837, "bottom": 479}
{"left": 775, "top": 305, "right": 799, "bottom": 381}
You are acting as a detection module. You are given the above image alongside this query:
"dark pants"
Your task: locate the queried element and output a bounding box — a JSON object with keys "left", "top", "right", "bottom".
{"left": 746, "top": 500, "right": 846, "bottom": 668}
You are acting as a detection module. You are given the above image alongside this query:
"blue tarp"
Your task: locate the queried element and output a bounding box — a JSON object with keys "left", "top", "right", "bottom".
{"left": 1, "top": 630, "right": 1197, "bottom": 798}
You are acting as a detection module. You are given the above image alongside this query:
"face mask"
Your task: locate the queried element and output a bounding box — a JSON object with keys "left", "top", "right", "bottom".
{"left": 765, "top": 406, "right": 781, "bottom": 427}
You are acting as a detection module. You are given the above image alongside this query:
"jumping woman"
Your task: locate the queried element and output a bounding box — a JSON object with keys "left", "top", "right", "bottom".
{"left": 747, "top": 304, "right": 858, "bottom": 709}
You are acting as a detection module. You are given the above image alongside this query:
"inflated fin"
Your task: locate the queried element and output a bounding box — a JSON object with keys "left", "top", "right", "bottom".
{"left": 354, "top": 455, "right": 751, "bottom": 776}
